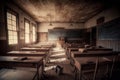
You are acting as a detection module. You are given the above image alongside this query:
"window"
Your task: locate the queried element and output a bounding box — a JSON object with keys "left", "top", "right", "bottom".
{"left": 7, "top": 11, "right": 18, "bottom": 45}
{"left": 25, "top": 20, "right": 30, "bottom": 43}
{"left": 32, "top": 24, "right": 36, "bottom": 42}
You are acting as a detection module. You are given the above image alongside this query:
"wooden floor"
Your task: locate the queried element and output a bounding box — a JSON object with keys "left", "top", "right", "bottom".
{"left": 43, "top": 47, "right": 75, "bottom": 80}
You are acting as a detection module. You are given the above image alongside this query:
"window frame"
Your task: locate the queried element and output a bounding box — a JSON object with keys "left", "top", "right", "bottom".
{"left": 6, "top": 9, "right": 18, "bottom": 45}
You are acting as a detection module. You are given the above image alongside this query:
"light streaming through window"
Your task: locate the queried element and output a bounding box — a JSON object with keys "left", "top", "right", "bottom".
{"left": 25, "top": 20, "right": 30, "bottom": 43}
{"left": 32, "top": 25, "right": 36, "bottom": 42}
{"left": 7, "top": 12, "right": 18, "bottom": 45}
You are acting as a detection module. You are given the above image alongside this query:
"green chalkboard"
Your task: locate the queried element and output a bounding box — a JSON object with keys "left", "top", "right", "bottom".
{"left": 98, "top": 18, "right": 120, "bottom": 40}
{"left": 48, "top": 29, "right": 85, "bottom": 40}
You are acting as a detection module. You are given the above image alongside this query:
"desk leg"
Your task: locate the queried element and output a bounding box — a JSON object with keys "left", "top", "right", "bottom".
{"left": 37, "top": 65, "right": 40, "bottom": 80}
{"left": 93, "top": 57, "right": 99, "bottom": 80}
{"left": 110, "top": 55, "right": 116, "bottom": 78}
{"left": 37, "top": 63, "right": 44, "bottom": 80}
{"left": 75, "top": 67, "right": 80, "bottom": 80}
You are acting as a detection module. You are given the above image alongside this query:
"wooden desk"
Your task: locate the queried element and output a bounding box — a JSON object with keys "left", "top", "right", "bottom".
{"left": 0, "top": 56, "right": 43, "bottom": 80}
{"left": 7, "top": 51, "right": 50, "bottom": 67}
{"left": 27, "top": 44, "right": 53, "bottom": 49}
{"left": 0, "top": 69, "right": 36, "bottom": 80}
{"left": 74, "top": 57, "right": 112, "bottom": 80}
{"left": 86, "top": 48, "right": 113, "bottom": 51}
{"left": 68, "top": 48, "right": 113, "bottom": 59}
{"left": 72, "top": 51, "right": 118, "bottom": 80}
{"left": 72, "top": 51, "right": 117, "bottom": 57}
{"left": 41, "top": 45, "right": 53, "bottom": 48}
{"left": 7, "top": 51, "right": 47, "bottom": 57}
{"left": 21, "top": 47, "right": 50, "bottom": 52}
{"left": 66, "top": 47, "right": 83, "bottom": 59}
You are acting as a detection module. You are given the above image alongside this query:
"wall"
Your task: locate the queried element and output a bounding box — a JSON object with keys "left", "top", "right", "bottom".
{"left": 0, "top": 1, "right": 7, "bottom": 54}
{"left": 0, "top": 0, "right": 37, "bottom": 54}
{"left": 38, "top": 22, "right": 85, "bottom": 42}
{"left": 38, "top": 22, "right": 84, "bottom": 32}
{"left": 85, "top": 7, "right": 120, "bottom": 28}
{"left": 7, "top": 1, "right": 37, "bottom": 49}
{"left": 85, "top": 7, "right": 120, "bottom": 51}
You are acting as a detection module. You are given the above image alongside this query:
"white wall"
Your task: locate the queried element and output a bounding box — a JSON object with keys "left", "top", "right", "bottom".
{"left": 85, "top": 7, "right": 120, "bottom": 28}
{"left": 38, "top": 22, "right": 84, "bottom": 32}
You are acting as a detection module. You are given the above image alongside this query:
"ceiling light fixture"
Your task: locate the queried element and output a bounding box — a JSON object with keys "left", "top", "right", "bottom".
{"left": 70, "top": 19, "right": 73, "bottom": 27}
{"left": 48, "top": 11, "right": 53, "bottom": 26}
{"left": 49, "top": 22, "right": 53, "bottom": 26}
{"left": 70, "top": 23, "right": 73, "bottom": 26}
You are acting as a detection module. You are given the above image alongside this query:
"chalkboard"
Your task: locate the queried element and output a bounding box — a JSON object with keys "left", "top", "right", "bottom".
{"left": 48, "top": 29, "right": 66, "bottom": 40}
{"left": 98, "top": 18, "right": 120, "bottom": 40}
{"left": 48, "top": 29, "right": 85, "bottom": 40}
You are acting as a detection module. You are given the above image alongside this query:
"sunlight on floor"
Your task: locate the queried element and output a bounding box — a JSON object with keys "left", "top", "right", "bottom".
{"left": 50, "top": 58, "right": 67, "bottom": 62}
{"left": 52, "top": 48, "right": 65, "bottom": 52}
{"left": 51, "top": 52, "right": 65, "bottom": 57}
{"left": 44, "top": 65, "right": 57, "bottom": 71}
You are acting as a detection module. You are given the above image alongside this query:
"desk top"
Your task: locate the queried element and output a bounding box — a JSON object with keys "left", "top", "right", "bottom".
{"left": 21, "top": 47, "right": 50, "bottom": 51}
{"left": 7, "top": 51, "right": 47, "bottom": 56}
{"left": 21, "top": 47, "right": 49, "bottom": 49}
{"left": 67, "top": 46, "right": 112, "bottom": 50}
{"left": 0, "top": 56, "right": 43, "bottom": 63}
{"left": 71, "top": 51, "right": 118, "bottom": 57}
{"left": 0, "top": 69, "right": 36, "bottom": 80}
{"left": 86, "top": 48, "right": 113, "bottom": 51}
{"left": 74, "top": 57, "right": 111, "bottom": 70}
{"left": 75, "top": 57, "right": 110, "bottom": 64}
{"left": 27, "top": 45, "right": 53, "bottom": 48}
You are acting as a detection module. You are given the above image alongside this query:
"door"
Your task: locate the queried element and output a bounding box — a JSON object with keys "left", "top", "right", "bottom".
{"left": 39, "top": 32, "right": 48, "bottom": 42}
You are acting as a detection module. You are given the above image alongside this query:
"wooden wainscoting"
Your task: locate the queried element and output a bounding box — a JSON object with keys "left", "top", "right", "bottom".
{"left": 39, "top": 32, "right": 48, "bottom": 42}
{"left": 97, "top": 40, "right": 120, "bottom": 51}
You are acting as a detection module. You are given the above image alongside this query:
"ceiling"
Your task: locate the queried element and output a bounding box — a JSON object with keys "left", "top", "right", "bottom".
{"left": 12, "top": 0, "right": 115, "bottom": 23}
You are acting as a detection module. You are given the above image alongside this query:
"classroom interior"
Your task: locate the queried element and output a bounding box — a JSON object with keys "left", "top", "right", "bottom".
{"left": 0, "top": 0, "right": 120, "bottom": 80}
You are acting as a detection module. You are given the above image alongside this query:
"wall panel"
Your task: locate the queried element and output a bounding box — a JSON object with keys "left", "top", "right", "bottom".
{"left": 97, "top": 40, "right": 120, "bottom": 51}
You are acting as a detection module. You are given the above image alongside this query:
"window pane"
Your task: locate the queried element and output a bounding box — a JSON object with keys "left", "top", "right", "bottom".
{"left": 7, "top": 19, "right": 11, "bottom": 25}
{"left": 9, "top": 40, "right": 13, "bottom": 44}
{"left": 14, "top": 34, "right": 17, "bottom": 41}
{"left": 8, "top": 31, "right": 12, "bottom": 36}
{"left": 26, "top": 34, "right": 29, "bottom": 43}
{"left": 8, "top": 25, "right": 11, "bottom": 30}
{"left": 9, "top": 36, "right": 13, "bottom": 40}
{"left": 14, "top": 32, "right": 17, "bottom": 36}
{"left": 12, "top": 15, "right": 16, "bottom": 21}
{"left": 32, "top": 25, "right": 36, "bottom": 42}
{"left": 13, "top": 21, "right": 16, "bottom": 27}
{"left": 25, "top": 25, "right": 29, "bottom": 33}
{"left": 7, "top": 12, "right": 11, "bottom": 19}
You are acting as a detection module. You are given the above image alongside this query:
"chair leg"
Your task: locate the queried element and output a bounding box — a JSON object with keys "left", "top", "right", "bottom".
{"left": 74, "top": 67, "right": 80, "bottom": 80}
